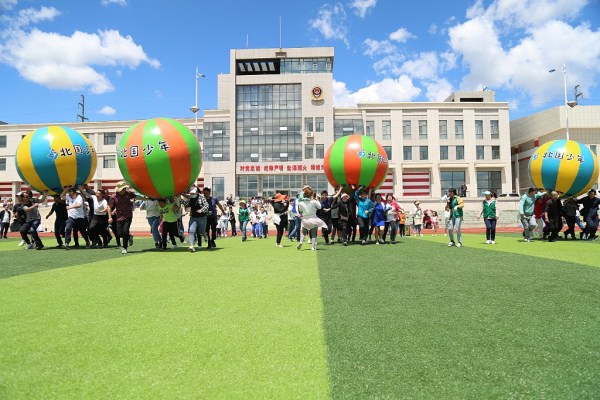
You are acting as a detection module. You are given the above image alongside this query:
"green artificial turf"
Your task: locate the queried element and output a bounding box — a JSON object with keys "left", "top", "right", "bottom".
{"left": 0, "top": 237, "right": 330, "bottom": 399}
{"left": 317, "top": 234, "right": 600, "bottom": 399}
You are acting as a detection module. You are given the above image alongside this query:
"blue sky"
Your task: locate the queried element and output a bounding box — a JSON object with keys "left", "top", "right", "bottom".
{"left": 1, "top": 0, "right": 599, "bottom": 124}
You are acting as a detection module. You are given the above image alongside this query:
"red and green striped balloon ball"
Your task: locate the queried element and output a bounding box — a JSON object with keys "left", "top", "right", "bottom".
{"left": 324, "top": 134, "right": 389, "bottom": 190}
{"left": 117, "top": 118, "right": 202, "bottom": 198}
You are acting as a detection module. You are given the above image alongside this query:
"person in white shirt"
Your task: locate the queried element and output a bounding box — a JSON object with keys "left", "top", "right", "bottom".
{"left": 140, "top": 198, "right": 161, "bottom": 249}
{"left": 296, "top": 185, "right": 327, "bottom": 251}
{"left": 219, "top": 209, "right": 230, "bottom": 237}
{"left": 60, "top": 187, "right": 90, "bottom": 250}
{"left": 80, "top": 186, "right": 110, "bottom": 247}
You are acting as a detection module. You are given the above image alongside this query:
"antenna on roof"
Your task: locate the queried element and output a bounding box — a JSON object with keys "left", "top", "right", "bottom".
{"left": 279, "top": 16, "right": 282, "bottom": 49}
{"left": 77, "top": 95, "right": 88, "bottom": 122}
{"left": 246, "top": 34, "right": 249, "bottom": 48}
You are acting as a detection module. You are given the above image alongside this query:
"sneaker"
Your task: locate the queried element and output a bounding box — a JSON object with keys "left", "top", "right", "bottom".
{"left": 311, "top": 247, "right": 316, "bottom": 251}
{"left": 128, "top": 235, "right": 134, "bottom": 247}
{"left": 376, "top": 241, "right": 380, "bottom": 245}
{"left": 486, "top": 240, "right": 491, "bottom": 244}
{"left": 63, "top": 244, "right": 70, "bottom": 250}
{"left": 448, "top": 241, "right": 455, "bottom": 247}
{"left": 276, "top": 244, "right": 283, "bottom": 248}
{"left": 491, "top": 240, "right": 496, "bottom": 244}
{"left": 25, "top": 243, "right": 34, "bottom": 250}
{"left": 361, "top": 240, "right": 366, "bottom": 245}
{"left": 18, "top": 240, "right": 25, "bottom": 247}
{"left": 121, "top": 248, "right": 128, "bottom": 254}
{"left": 172, "top": 244, "right": 178, "bottom": 249}
{"left": 343, "top": 241, "right": 348, "bottom": 246}
{"left": 85, "top": 242, "right": 91, "bottom": 249}
{"left": 35, "top": 243, "right": 44, "bottom": 250}
{"left": 296, "top": 241, "right": 303, "bottom": 250}
{"left": 457, "top": 242, "right": 462, "bottom": 248}
{"left": 188, "top": 246, "right": 195, "bottom": 253}
{"left": 155, "top": 242, "right": 161, "bottom": 249}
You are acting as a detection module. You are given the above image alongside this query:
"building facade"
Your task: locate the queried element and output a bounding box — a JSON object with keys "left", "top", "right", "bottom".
{"left": 510, "top": 105, "right": 600, "bottom": 194}
{"left": 0, "top": 46, "right": 513, "bottom": 203}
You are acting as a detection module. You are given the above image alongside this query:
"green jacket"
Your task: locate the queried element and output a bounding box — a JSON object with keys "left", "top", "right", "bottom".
{"left": 450, "top": 196, "right": 464, "bottom": 218}
{"left": 238, "top": 207, "right": 249, "bottom": 222}
{"left": 519, "top": 193, "right": 535, "bottom": 216}
{"left": 482, "top": 199, "right": 497, "bottom": 219}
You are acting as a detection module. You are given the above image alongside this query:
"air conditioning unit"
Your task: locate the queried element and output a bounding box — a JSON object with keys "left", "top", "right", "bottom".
{"left": 306, "top": 131, "right": 314, "bottom": 138}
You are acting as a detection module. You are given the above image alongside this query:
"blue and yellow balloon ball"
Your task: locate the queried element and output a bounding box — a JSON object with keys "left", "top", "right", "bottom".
{"left": 15, "top": 126, "right": 97, "bottom": 195}
{"left": 528, "top": 139, "right": 599, "bottom": 197}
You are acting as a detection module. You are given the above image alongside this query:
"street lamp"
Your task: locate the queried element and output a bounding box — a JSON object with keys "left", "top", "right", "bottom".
{"left": 191, "top": 66, "right": 205, "bottom": 140}
{"left": 549, "top": 64, "right": 574, "bottom": 140}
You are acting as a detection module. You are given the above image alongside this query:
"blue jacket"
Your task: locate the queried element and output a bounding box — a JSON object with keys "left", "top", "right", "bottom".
{"left": 354, "top": 192, "right": 373, "bottom": 219}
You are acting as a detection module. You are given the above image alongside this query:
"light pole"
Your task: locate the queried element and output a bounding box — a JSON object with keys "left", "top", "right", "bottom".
{"left": 549, "top": 64, "right": 577, "bottom": 140}
{"left": 191, "top": 66, "right": 205, "bottom": 140}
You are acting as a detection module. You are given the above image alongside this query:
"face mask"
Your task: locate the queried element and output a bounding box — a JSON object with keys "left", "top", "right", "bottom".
{"left": 191, "top": 194, "right": 198, "bottom": 198}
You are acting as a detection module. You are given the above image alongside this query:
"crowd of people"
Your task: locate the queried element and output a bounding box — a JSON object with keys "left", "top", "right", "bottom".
{"left": 2, "top": 183, "right": 599, "bottom": 252}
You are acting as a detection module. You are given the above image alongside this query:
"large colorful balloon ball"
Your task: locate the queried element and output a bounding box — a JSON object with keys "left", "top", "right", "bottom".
{"left": 528, "top": 139, "right": 599, "bottom": 197}
{"left": 324, "top": 134, "right": 389, "bottom": 190}
{"left": 15, "top": 126, "right": 97, "bottom": 194}
{"left": 117, "top": 117, "right": 202, "bottom": 198}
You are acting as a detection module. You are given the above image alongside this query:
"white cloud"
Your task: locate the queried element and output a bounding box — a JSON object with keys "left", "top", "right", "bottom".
{"left": 0, "top": 0, "right": 17, "bottom": 10}
{"left": 309, "top": 3, "right": 349, "bottom": 46}
{"left": 363, "top": 38, "right": 395, "bottom": 57}
{"left": 349, "top": 0, "right": 377, "bottom": 18}
{"left": 333, "top": 77, "right": 421, "bottom": 107}
{"left": 1, "top": 6, "right": 60, "bottom": 31}
{"left": 101, "top": 0, "right": 127, "bottom": 6}
{"left": 428, "top": 24, "right": 438, "bottom": 35}
{"left": 400, "top": 52, "right": 440, "bottom": 80}
{"left": 388, "top": 27, "right": 414, "bottom": 43}
{"left": 479, "top": 0, "right": 588, "bottom": 29}
{"left": 0, "top": 7, "right": 160, "bottom": 94}
{"left": 99, "top": 105, "right": 116, "bottom": 115}
{"left": 424, "top": 78, "right": 453, "bottom": 101}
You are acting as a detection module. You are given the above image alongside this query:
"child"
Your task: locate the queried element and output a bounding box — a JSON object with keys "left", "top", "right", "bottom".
{"left": 250, "top": 206, "right": 259, "bottom": 238}
{"left": 430, "top": 211, "right": 439, "bottom": 236}
{"left": 228, "top": 206, "right": 237, "bottom": 237}
{"left": 258, "top": 206, "right": 268, "bottom": 239}
{"left": 157, "top": 198, "right": 180, "bottom": 250}
{"left": 219, "top": 210, "right": 229, "bottom": 237}
{"left": 398, "top": 210, "right": 407, "bottom": 238}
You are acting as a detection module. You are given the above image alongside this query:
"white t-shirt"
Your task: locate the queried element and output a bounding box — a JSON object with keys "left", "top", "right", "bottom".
{"left": 2, "top": 210, "right": 9, "bottom": 223}
{"left": 385, "top": 203, "right": 397, "bottom": 222}
{"left": 92, "top": 195, "right": 108, "bottom": 216}
{"left": 66, "top": 194, "right": 85, "bottom": 219}
{"left": 141, "top": 199, "right": 160, "bottom": 218}
{"left": 258, "top": 212, "right": 267, "bottom": 223}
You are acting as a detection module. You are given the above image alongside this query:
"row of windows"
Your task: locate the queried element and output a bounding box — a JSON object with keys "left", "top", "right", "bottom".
{"left": 204, "top": 122, "right": 231, "bottom": 161}
{"left": 403, "top": 145, "right": 501, "bottom": 161}
{"left": 304, "top": 117, "right": 325, "bottom": 133}
{"left": 237, "top": 174, "right": 328, "bottom": 199}
{"left": 279, "top": 58, "right": 332, "bottom": 74}
{"left": 440, "top": 171, "right": 502, "bottom": 197}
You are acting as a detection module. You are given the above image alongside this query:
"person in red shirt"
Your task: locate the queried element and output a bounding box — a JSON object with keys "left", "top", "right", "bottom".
{"left": 107, "top": 181, "right": 138, "bottom": 254}
{"left": 533, "top": 190, "right": 548, "bottom": 239}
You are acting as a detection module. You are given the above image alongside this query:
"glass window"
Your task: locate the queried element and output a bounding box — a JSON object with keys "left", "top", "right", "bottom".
{"left": 456, "top": 145, "right": 465, "bottom": 160}
{"left": 103, "top": 155, "right": 116, "bottom": 169}
{"left": 334, "top": 119, "right": 364, "bottom": 139}
{"left": 476, "top": 145, "right": 485, "bottom": 160}
{"left": 0, "top": 136, "right": 6, "bottom": 148}
{"left": 212, "top": 177, "right": 225, "bottom": 201}
{"left": 403, "top": 146, "right": 412, "bottom": 161}
{"left": 304, "top": 117, "right": 313, "bottom": 132}
{"left": 316, "top": 144, "right": 325, "bottom": 159}
{"left": 590, "top": 144, "right": 597, "bottom": 155}
{"left": 104, "top": 133, "right": 116, "bottom": 145}
{"left": 238, "top": 175, "right": 258, "bottom": 199}
{"left": 492, "top": 145, "right": 500, "bottom": 160}
{"left": 382, "top": 120, "right": 391, "bottom": 140}
{"left": 383, "top": 146, "right": 392, "bottom": 161}
{"left": 477, "top": 171, "right": 501, "bottom": 195}
{"left": 419, "top": 120, "right": 427, "bottom": 139}
{"left": 440, "top": 146, "right": 448, "bottom": 160}
{"left": 440, "top": 171, "right": 465, "bottom": 197}
{"left": 204, "top": 121, "right": 231, "bottom": 161}
{"left": 195, "top": 128, "right": 203, "bottom": 142}
{"left": 306, "top": 174, "right": 329, "bottom": 194}
{"left": 315, "top": 117, "right": 324, "bottom": 132}
{"left": 305, "top": 144, "right": 313, "bottom": 159}
{"left": 455, "top": 120, "right": 464, "bottom": 139}
{"left": 439, "top": 120, "right": 448, "bottom": 139}
{"left": 403, "top": 120, "right": 411, "bottom": 138}
{"left": 0, "top": 157, "right": 5, "bottom": 171}
{"left": 419, "top": 146, "right": 428, "bottom": 161}
{"left": 491, "top": 120, "right": 499, "bottom": 139}
{"left": 475, "top": 120, "right": 483, "bottom": 139}
{"left": 366, "top": 120, "right": 375, "bottom": 137}
{"left": 262, "top": 175, "right": 303, "bottom": 198}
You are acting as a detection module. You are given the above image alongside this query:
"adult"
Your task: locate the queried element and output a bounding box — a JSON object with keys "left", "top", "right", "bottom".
{"left": 562, "top": 196, "right": 578, "bottom": 240}
{"left": 317, "top": 190, "right": 333, "bottom": 244}
{"left": 577, "top": 189, "right": 600, "bottom": 241}
{"left": 60, "top": 187, "right": 90, "bottom": 250}
{"left": 157, "top": 198, "right": 180, "bottom": 250}
{"left": 0, "top": 204, "right": 10, "bottom": 238}
{"left": 447, "top": 188, "right": 464, "bottom": 247}
{"left": 296, "top": 185, "right": 326, "bottom": 251}
{"left": 203, "top": 187, "right": 224, "bottom": 248}
{"left": 140, "top": 197, "right": 161, "bottom": 249}
{"left": 184, "top": 186, "right": 209, "bottom": 252}
{"left": 238, "top": 200, "right": 250, "bottom": 241}
{"left": 353, "top": 185, "right": 373, "bottom": 245}
{"left": 383, "top": 194, "right": 401, "bottom": 244}
{"left": 533, "top": 190, "right": 548, "bottom": 239}
{"left": 287, "top": 194, "right": 301, "bottom": 242}
{"left": 80, "top": 186, "right": 110, "bottom": 247}
{"left": 460, "top": 182, "right": 468, "bottom": 197}
{"left": 46, "top": 195, "right": 68, "bottom": 248}
{"left": 331, "top": 187, "right": 351, "bottom": 246}
{"left": 272, "top": 193, "right": 289, "bottom": 248}
{"left": 370, "top": 194, "right": 386, "bottom": 244}
{"left": 107, "top": 181, "right": 137, "bottom": 254}
{"left": 479, "top": 190, "right": 498, "bottom": 244}
{"left": 330, "top": 186, "right": 342, "bottom": 243}
{"left": 226, "top": 194, "right": 236, "bottom": 207}
{"left": 228, "top": 206, "right": 237, "bottom": 237}
{"left": 544, "top": 191, "right": 563, "bottom": 242}
{"left": 12, "top": 192, "right": 27, "bottom": 246}
{"left": 519, "top": 187, "right": 537, "bottom": 242}
{"left": 21, "top": 190, "right": 47, "bottom": 250}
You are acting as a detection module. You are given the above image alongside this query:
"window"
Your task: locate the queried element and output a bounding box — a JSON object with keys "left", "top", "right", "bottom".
{"left": 104, "top": 133, "right": 116, "bottom": 145}
{"left": 366, "top": 120, "right": 375, "bottom": 137}
{"left": 455, "top": 120, "right": 464, "bottom": 139}
{"left": 204, "top": 121, "right": 231, "bottom": 161}
{"left": 403, "top": 120, "right": 411, "bottom": 138}
{"left": 476, "top": 145, "right": 485, "bottom": 160}
{"left": 475, "top": 120, "right": 483, "bottom": 139}
{"left": 195, "top": 128, "right": 203, "bottom": 142}
{"left": 439, "top": 120, "right": 448, "bottom": 139}
{"left": 418, "top": 120, "right": 427, "bottom": 139}
{"left": 306, "top": 174, "right": 329, "bottom": 194}
{"left": 419, "top": 146, "right": 429, "bottom": 161}
{"left": 456, "top": 145, "right": 465, "bottom": 160}
{"left": 491, "top": 120, "right": 499, "bottom": 139}
{"left": 591, "top": 144, "right": 597, "bottom": 155}
{"left": 262, "top": 175, "right": 303, "bottom": 198}
{"left": 315, "top": 117, "right": 324, "bottom": 132}
{"left": 382, "top": 120, "right": 391, "bottom": 140}
{"left": 305, "top": 144, "right": 313, "bottom": 159}
{"left": 440, "top": 171, "right": 465, "bottom": 197}
{"left": 0, "top": 158, "right": 5, "bottom": 171}
{"left": 315, "top": 144, "right": 325, "bottom": 159}
{"left": 492, "top": 145, "right": 500, "bottom": 160}
{"left": 103, "top": 155, "right": 115, "bottom": 168}
{"left": 212, "top": 177, "right": 225, "bottom": 201}
{"left": 237, "top": 175, "right": 258, "bottom": 199}
{"left": 440, "top": 146, "right": 449, "bottom": 160}
{"left": 0, "top": 136, "right": 6, "bottom": 148}
{"left": 383, "top": 146, "right": 392, "bottom": 161}
{"left": 334, "top": 119, "right": 364, "bottom": 139}
{"left": 403, "top": 146, "right": 412, "bottom": 161}
{"left": 304, "top": 117, "right": 313, "bottom": 132}
{"left": 477, "top": 171, "right": 502, "bottom": 195}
